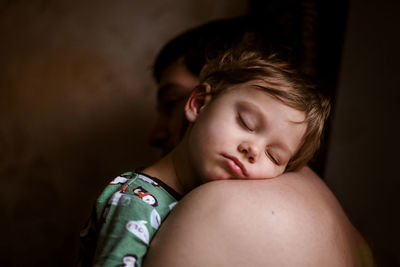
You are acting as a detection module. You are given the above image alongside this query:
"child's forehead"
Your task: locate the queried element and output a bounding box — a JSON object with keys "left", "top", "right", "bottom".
{"left": 224, "top": 79, "right": 277, "bottom": 91}
{"left": 221, "top": 80, "right": 275, "bottom": 97}
{"left": 218, "top": 83, "right": 276, "bottom": 107}
{"left": 218, "top": 82, "right": 306, "bottom": 122}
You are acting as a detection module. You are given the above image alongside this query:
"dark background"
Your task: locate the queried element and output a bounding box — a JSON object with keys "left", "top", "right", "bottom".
{"left": 0, "top": 0, "right": 399, "bottom": 266}
{"left": 324, "top": 1, "right": 400, "bottom": 266}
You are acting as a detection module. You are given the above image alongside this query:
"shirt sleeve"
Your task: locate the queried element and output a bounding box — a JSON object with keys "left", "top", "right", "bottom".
{"left": 94, "top": 189, "right": 154, "bottom": 266}
{"left": 78, "top": 173, "right": 179, "bottom": 267}
{"left": 89, "top": 173, "right": 178, "bottom": 267}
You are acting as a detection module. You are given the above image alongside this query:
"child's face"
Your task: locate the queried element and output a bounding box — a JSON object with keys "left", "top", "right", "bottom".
{"left": 185, "top": 82, "right": 307, "bottom": 182}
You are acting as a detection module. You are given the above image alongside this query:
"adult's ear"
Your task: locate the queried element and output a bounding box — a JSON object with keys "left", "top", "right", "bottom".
{"left": 184, "top": 83, "right": 212, "bottom": 122}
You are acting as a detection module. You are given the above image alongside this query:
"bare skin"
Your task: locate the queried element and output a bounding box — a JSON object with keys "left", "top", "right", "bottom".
{"left": 146, "top": 57, "right": 374, "bottom": 266}
{"left": 143, "top": 166, "right": 375, "bottom": 267}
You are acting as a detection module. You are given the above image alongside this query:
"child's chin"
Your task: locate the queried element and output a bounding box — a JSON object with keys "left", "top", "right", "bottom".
{"left": 203, "top": 174, "right": 231, "bottom": 182}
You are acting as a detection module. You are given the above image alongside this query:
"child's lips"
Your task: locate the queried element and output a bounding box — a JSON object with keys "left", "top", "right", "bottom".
{"left": 222, "top": 154, "right": 248, "bottom": 178}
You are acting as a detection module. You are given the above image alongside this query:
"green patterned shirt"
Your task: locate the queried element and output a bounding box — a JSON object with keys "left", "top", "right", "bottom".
{"left": 79, "top": 171, "right": 181, "bottom": 267}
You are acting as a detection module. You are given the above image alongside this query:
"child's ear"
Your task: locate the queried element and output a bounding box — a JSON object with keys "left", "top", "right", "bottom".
{"left": 184, "top": 83, "right": 212, "bottom": 122}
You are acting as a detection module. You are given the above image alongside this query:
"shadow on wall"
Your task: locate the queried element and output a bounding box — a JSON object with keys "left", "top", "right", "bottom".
{"left": 325, "top": 0, "right": 400, "bottom": 265}
{"left": 0, "top": 22, "right": 159, "bottom": 267}
{"left": 0, "top": 0, "right": 248, "bottom": 265}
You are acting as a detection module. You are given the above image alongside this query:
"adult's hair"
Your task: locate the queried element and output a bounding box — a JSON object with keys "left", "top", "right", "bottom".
{"left": 199, "top": 47, "right": 331, "bottom": 171}
{"left": 152, "top": 17, "right": 293, "bottom": 83}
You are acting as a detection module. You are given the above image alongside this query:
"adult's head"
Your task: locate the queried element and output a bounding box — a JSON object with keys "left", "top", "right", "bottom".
{"left": 149, "top": 17, "right": 276, "bottom": 154}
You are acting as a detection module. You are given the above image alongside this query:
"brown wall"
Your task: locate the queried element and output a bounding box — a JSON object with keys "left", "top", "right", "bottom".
{"left": 0, "top": 1, "right": 248, "bottom": 265}
{"left": 325, "top": 0, "right": 400, "bottom": 265}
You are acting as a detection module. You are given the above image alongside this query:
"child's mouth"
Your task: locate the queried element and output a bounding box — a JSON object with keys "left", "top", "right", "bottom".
{"left": 222, "top": 154, "right": 248, "bottom": 178}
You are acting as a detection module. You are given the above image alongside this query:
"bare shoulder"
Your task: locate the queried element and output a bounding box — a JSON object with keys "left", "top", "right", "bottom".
{"left": 144, "top": 167, "right": 375, "bottom": 267}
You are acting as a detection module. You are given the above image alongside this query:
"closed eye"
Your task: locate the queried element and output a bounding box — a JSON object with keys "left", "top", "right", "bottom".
{"left": 237, "top": 114, "right": 254, "bottom": 132}
{"left": 266, "top": 150, "right": 280, "bottom": 165}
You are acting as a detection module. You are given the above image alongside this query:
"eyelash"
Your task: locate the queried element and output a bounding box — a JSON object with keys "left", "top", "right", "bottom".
{"left": 267, "top": 152, "right": 279, "bottom": 165}
{"left": 238, "top": 115, "right": 253, "bottom": 132}
{"left": 238, "top": 113, "right": 281, "bottom": 166}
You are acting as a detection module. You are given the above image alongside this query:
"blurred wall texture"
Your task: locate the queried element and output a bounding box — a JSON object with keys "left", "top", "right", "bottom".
{"left": 0, "top": 1, "right": 248, "bottom": 265}
{"left": 325, "top": 0, "right": 400, "bottom": 266}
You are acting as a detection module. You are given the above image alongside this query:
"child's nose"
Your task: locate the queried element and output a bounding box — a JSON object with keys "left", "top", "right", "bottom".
{"left": 238, "top": 142, "right": 258, "bottom": 163}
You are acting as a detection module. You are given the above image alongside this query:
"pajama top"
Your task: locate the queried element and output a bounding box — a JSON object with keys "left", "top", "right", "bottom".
{"left": 79, "top": 171, "right": 181, "bottom": 267}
